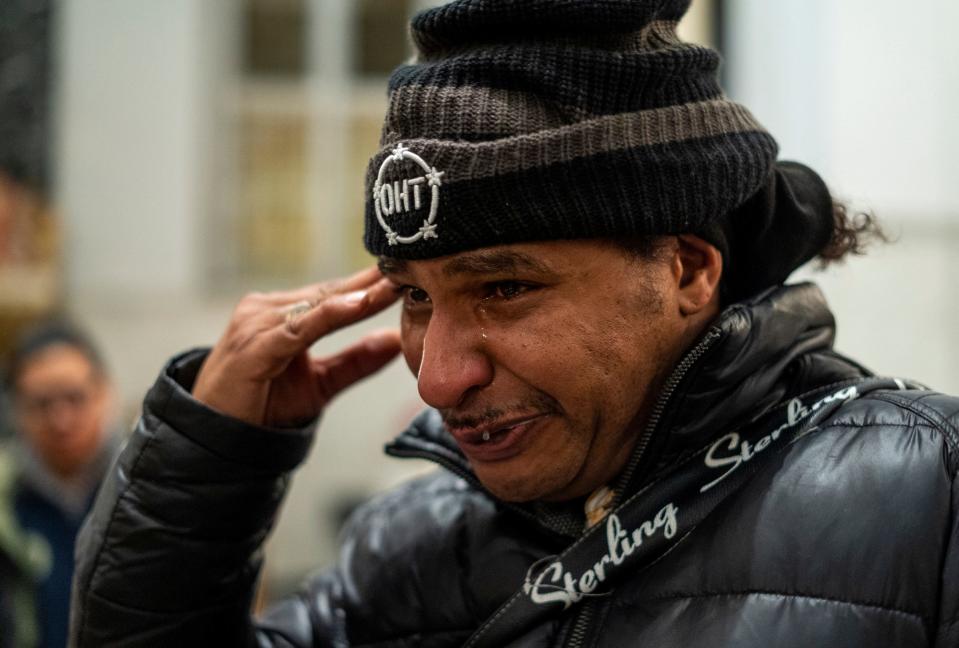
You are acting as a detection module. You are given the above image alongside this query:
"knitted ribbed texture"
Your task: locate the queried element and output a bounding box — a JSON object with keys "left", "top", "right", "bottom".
{"left": 364, "top": 0, "right": 778, "bottom": 259}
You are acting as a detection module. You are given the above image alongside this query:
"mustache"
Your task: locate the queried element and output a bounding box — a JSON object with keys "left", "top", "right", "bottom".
{"left": 442, "top": 391, "right": 562, "bottom": 430}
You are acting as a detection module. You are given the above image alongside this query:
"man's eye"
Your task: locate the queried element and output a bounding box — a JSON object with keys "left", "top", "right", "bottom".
{"left": 398, "top": 285, "right": 431, "bottom": 305}
{"left": 409, "top": 288, "right": 431, "bottom": 303}
{"left": 486, "top": 281, "right": 531, "bottom": 300}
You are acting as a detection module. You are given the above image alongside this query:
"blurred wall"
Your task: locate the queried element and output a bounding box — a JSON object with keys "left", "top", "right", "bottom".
{"left": 59, "top": 0, "right": 212, "bottom": 300}
{"left": 724, "top": 0, "right": 959, "bottom": 394}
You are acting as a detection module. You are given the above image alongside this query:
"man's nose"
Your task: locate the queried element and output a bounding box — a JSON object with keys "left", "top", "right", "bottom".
{"left": 416, "top": 313, "right": 492, "bottom": 410}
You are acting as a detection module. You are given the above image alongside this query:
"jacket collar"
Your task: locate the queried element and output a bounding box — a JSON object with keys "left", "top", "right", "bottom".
{"left": 386, "top": 282, "right": 860, "bottom": 501}
{"left": 656, "top": 281, "right": 840, "bottom": 455}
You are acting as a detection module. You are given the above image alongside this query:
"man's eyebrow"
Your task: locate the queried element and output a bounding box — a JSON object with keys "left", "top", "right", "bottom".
{"left": 377, "top": 257, "right": 408, "bottom": 276}
{"left": 377, "top": 250, "right": 556, "bottom": 278}
{"left": 442, "top": 250, "right": 554, "bottom": 278}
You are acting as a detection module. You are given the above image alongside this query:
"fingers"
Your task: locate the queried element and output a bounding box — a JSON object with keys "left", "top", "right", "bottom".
{"left": 257, "top": 275, "right": 399, "bottom": 357}
{"left": 297, "top": 276, "right": 398, "bottom": 341}
{"left": 205, "top": 266, "right": 396, "bottom": 376}
{"left": 311, "top": 329, "right": 402, "bottom": 401}
{"left": 259, "top": 266, "right": 385, "bottom": 308}
{"left": 195, "top": 266, "right": 400, "bottom": 425}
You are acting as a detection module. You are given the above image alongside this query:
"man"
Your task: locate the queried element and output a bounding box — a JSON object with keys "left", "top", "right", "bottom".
{"left": 1, "top": 323, "right": 115, "bottom": 648}
{"left": 70, "top": 1, "right": 959, "bottom": 647}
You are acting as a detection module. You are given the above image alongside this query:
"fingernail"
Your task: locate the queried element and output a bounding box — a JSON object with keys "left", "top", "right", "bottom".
{"left": 343, "top": 290, "right": 368, "bottom": 305}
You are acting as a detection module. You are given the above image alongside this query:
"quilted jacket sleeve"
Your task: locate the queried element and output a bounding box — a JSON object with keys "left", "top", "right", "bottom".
{"left": 931, "top": 395, "right": 959, "bottom": 646}
{"left": 68, "top": 350, "right": 325, "bottom": 648}
{"left": 936, "top": 474, "right": 959, "bottom": 646}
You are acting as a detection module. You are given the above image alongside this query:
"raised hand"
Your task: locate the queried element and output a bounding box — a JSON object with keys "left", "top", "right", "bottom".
{"left": 192, "top": 266, "right": 401, "bottom": 427}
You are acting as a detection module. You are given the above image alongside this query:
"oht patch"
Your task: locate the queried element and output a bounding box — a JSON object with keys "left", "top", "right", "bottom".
{"left": 373, "top": 143, "right": 446, "bottom": 246}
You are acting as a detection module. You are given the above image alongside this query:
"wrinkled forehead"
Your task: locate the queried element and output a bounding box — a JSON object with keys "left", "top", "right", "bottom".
{"left": 377, "top": 245, "right": 560, "bottom": 281}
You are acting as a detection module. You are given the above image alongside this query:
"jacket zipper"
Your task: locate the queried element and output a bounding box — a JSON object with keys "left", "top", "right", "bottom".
{"left": 611, "top": 327, "right": 722, "bottom": 506}
{"left": 562, "top": 326, "right": 722, "bottom": 648}
{"left": 563, "top": 600, "right": 597, "bottom": 648}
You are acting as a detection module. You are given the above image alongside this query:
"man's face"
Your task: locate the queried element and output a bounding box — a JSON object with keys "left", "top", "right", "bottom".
{"left": 380, "top": 240, "right": 692, "bottom": 503}
{"left": 14, "top": 344, "right": 110, "bottom": 479}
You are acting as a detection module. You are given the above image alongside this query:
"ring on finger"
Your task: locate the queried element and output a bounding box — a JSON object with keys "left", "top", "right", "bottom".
{"left": 281, "top": 300, "right": 314, "bottom": 334}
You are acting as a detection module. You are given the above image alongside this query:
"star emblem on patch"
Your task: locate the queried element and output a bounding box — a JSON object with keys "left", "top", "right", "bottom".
{"left": 419, "top": 221, "right": 439, "bottom": 240}
{"left": 391, "top": 143, "right": 410, "bottom": 162}
{"left": 426, "top": 168, "right": 445, "bottom": 187}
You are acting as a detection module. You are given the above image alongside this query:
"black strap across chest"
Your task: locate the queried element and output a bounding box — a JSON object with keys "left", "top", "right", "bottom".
{"left": 463, "top": 377, "right": 914, "bottom": 648}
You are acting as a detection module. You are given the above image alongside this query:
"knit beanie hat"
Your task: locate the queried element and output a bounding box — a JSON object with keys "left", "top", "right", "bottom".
{"left": 363, "top": 0, "right": 834, "bottom": 299}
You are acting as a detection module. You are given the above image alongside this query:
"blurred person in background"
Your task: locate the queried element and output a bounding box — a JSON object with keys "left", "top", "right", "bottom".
{"left": 70, "top": 1, "right": 959, "bottom": 647}
{"left": 1, "top": 322, "right": 115, "bottom": 648}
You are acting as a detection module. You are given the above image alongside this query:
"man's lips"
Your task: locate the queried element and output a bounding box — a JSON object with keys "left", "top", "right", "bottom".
{"left": 447, "top": 413, "right": 549, "bottom": 462}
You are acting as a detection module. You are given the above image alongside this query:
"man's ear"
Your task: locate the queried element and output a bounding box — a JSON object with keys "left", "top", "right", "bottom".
{"left": 672, "top": 235, "right": 723, "bottom": 316}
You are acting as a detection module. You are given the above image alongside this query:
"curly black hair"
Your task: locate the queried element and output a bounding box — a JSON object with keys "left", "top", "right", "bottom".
{"left": 816, "top": 202, "right": 889, "bottom": 267}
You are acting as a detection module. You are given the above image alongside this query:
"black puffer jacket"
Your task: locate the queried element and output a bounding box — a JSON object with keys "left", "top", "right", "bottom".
{"left": 69, "top": 284, "right": 959, "bottom": 647}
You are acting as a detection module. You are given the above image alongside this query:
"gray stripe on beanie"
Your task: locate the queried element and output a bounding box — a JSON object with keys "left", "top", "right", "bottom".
{"left": 375, "top": 99, "right": 769, "bottom": 184}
